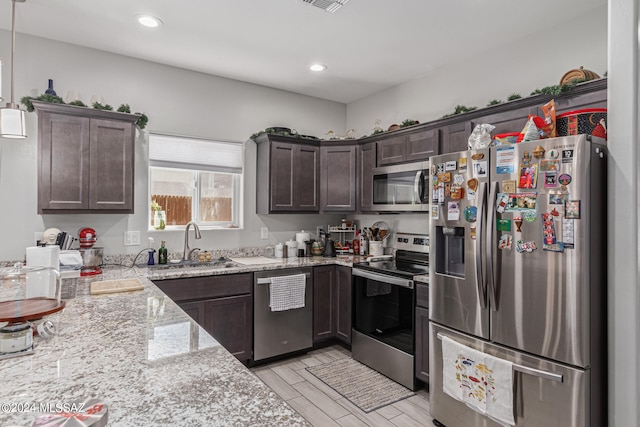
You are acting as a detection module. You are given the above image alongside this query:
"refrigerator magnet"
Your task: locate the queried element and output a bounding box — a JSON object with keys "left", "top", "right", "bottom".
{"left": 496, "top": 193, "right": 509, "bottom": 213}
{"left": 438, "top": 183, "right": 445, "bottom": 205}
{"left": 453, "top": 174, "right": 464, "bottom": 185}
{"left": 496, "top": 219, "right": 511, "bottom": 232}
{"left": 450, "top": 185, "right": 465, "bottom": 200}
{"left": 496, "top": 145, "right": 515, "bottom": 174}
{"left": 498, "top": 234, "right": 512, "bottom": 250}
{"left": 523, "top": 210, "right": 537, "bottom": 222}
{"left": 470, "top": 224, "right": 477, "bottom": 240}
{"left": 549, "top": 193, "right": 566, "bottom": 205}
{"left": 516, "top": 239, "right": 537, "bottom": 253}
{"left": 438, "top": 172, "right": 451, "bottom": 183}
{"left": 562, "top": 149, "right": 575, "bottom": 163}
{"left": 501, "top": 180, "right": 516, "bottom": 193}
{"left": 445, "top": 160, "right": 457, "bottom": 171}
{"left": 542, "top": 212, "right": 564, "bottom": 252}
{"left": 562, "top": 219, "right": 575, "bottom": 248}
{"left": 444, "top": 183, "right": 451, "bottom": 197}
{"left": 431, "top": 205, "right": 439, "bottom": 220}
{"left": 459, "top": 158, "right": 468, "bottom": 172}
{"left": 464, "top": 205, "right": 477, "bottom": 222}
{"left": 518, "top": 164, "right": 538, "bottom": 189}
{"left": 447, "top": 201, "right": 460, "bottom": 221}
{"left": 514, "top": 216, "right": 523, "bottom": 232}
{"left": 565, "top": 200, "right": 581, "bottom": 219}
{"left": 539, "top": 159, "right": 560, "bottom": 172}
{"left": 547, "top": 149, "right": 559, "bottom": 159}
{"left": 544, "top": 171, "right": 558, "bottom": 188}
{"left": 436, "top": 163, "right": 445, "bottom": 174}
{"left": 558, "top": 173, "right": 572, "bottom": 186}
{"left": 473, "top": 161, "right": 487, "bottom": 178}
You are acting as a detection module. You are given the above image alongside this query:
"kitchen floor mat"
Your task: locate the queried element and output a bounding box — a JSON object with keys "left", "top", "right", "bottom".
{"left": 305, "top": 357, "right": 415, "bottom": 413}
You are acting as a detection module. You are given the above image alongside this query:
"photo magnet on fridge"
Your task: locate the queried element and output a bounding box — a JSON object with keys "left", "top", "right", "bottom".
{"left": 445, "top": 161, "right": 457, "bottom": 171}
{"left": 544, "top": 171, "right": 558, "bottom": 188}
{"left": 565, "top": 200, "right": 581, "bottom": 219}
{"left": 501, "top": 180, "right": 516, "bottom": 193}
{"left": 518, "top": 164, "right": 538, "bottom": 189}
{"left": 459, "top": 158, "right": 468, "bottom": 172}
{"left": 473, "top": 161, "right": 488, "bottom": 178}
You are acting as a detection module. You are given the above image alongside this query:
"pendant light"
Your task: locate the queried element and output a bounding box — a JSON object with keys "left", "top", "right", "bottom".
{"left": 0, "top": 0, "right": 27, "bottom": 139}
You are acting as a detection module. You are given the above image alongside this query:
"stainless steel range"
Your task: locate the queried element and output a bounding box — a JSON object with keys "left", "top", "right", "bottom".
{"left": 351, "top": 232, "right": 429, "bottom": 390}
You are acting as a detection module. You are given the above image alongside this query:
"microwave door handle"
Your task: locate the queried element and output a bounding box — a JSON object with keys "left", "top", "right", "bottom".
{"left": 487, "top": 181, "right": 499, "bottom": 311}
{"left": 414, "top": 170, "right": 423, "bottom": 203}
{"left": 475, "top": 181, "right": 488, "bottom": 308}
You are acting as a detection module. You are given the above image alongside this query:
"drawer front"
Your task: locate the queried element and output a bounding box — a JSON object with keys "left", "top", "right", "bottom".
{"left": 155, "top": 273, "right": 252, "bottom": 301}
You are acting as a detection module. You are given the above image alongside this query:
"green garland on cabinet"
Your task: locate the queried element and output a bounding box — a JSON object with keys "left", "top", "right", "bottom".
{"left": 20, "top": 95, "right": 149, "bottom": 129}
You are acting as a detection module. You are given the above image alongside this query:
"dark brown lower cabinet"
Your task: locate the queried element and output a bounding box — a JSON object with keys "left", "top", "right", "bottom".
{"left": 313, "top": 265, "right": 352, "bottom": 345}
{"left": 415, "top": 306, "right": 430, "bottom": 384}
{"left": 335, "top": 266, "right": 352, "bottom": 344}
{"left": 154, "top": 273, "right": 253, "bottom": 362}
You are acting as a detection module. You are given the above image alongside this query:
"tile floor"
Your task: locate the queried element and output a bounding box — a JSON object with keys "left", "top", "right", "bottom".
{"left": 251, "top": 345, "right": 434, "bottom": 426}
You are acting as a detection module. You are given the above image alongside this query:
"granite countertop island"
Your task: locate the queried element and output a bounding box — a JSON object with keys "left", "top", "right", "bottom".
{"left": 0, "top": 255, "right": 361, "bottom": 426}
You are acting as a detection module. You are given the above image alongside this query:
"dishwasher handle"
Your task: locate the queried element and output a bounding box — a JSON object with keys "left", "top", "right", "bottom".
{"left": 256, "top": 272, "right": 311, "bottom": 285}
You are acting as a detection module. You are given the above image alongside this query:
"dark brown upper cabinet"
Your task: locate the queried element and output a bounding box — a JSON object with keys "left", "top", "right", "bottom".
{"left": 34, "top": 101, "right": 138, "bottom": 214}
{"left": 377, "top": 127, "right": 439, "bottom": 166}
{"left": 320, "top": 142, "right": 357, "bottom": 212}
{"left": 358, "top": 141, "right": 376, "bottom": 212}
{"left": 255, "top": 134, "right": 320, "bottom": 213}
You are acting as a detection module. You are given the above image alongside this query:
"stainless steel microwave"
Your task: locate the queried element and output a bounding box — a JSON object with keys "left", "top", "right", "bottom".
{"left": 371, "top": 161, "right": 429, "bottom": 212}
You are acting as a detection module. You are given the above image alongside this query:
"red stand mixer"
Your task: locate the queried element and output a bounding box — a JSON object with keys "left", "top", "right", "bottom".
{"left": 78, "top": 227, "right": 103, "bottom": 276}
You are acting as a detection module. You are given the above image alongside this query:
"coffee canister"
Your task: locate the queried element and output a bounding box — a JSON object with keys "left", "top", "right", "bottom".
{"left": 286, "top": 240, "right": 298, "bottom": 258}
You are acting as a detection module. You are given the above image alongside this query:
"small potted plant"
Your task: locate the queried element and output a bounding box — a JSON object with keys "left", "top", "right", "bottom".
{"left": 151, "top": 200, "right": 166, "bottom": 230}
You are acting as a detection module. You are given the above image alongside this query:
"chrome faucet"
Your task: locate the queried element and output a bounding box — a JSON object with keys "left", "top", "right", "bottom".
{"left": 182, "top": 221, "right": 202, "bottom": 261}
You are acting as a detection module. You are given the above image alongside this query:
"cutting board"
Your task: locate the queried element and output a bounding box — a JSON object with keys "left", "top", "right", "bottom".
{"left": 230, "top": 257, "right": 282, "bottom": 266}
{"left": 90, "top": 278, "right": 144, "bottom": 295}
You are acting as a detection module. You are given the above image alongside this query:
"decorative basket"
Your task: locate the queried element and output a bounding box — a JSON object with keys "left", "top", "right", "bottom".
{"left": 556, "top": 108, "right": 607, "bottom": 140}
{"left": 559, "top": 66, "right": 600, "bottom": 85}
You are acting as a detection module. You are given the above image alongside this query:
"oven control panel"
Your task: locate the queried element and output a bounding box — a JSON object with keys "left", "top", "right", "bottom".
{"left": 394, "top": 232, "right": 429, "bottom": 253}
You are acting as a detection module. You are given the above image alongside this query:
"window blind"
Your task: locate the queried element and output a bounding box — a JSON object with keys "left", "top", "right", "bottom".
{"left": 149, "top": 133, "right": 243, "bottom": 174}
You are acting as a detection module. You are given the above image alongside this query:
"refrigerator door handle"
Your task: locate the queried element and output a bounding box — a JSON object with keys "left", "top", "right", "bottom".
{"left": 513, "top": 364, "right": 564, "bottom": 383}
{"left": 487, "top": 181, "right": 499, "bottom": 311}
{"left": 475, "top": 181, "right": 488, "bottom": 308}
{"left": 436, "top": 333, "right": 564, "bottom": 383}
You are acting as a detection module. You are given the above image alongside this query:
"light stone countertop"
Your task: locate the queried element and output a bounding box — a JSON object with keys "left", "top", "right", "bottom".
{"left": 0, "top": 255, "right": 363, "bottom": 426}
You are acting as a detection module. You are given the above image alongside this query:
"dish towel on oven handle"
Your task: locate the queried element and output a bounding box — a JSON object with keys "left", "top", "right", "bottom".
{"left": 269, "top": 273, "right": 306, "bottom": 312}
{"left": 442, "top": 335, "right": 515, "bottom": 426}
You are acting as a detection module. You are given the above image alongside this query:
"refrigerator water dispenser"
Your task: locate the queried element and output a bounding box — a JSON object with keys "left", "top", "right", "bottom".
{"left": 435, "top": 226, "right": 465, "bottom": 278}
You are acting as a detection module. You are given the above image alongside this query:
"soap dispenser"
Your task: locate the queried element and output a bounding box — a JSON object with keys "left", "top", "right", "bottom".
{"left": 158, "top": 241, "right": 168, "bottom": 265}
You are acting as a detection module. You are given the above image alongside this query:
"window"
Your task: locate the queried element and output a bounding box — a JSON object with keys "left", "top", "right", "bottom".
{"left": 148, "top": 133, "right": 244, "bottom": 229}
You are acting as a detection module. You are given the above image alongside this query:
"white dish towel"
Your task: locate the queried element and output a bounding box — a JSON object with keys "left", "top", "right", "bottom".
{"left": 269, "top": 273, "right": 306, "bottom": 312}
{"left": 442, "top": 335, "right": 515, "bottom": 426}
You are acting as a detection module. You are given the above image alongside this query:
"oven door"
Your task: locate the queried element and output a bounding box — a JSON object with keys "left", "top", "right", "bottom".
{"left": 371, "top": 162, "right": 429, "bottom": 212}
{"left": 352, "top": 268, "right": 415, "bottom": 355}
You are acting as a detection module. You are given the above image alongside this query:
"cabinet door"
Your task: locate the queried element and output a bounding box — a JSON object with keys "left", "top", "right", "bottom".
{"left": 38, "top": 113, "right": 90, "bottom": 212}
{"left": 269, "top": 141, "right": 296, "bottom": 211}
{"left": 320, "top": 145, "right": 356, "bottom": 211}
{"left": 407, "top": 129, "right": 440, "bottom": 162}
{"left": 441, "top": 121, "right": 474, "bottom": 154}
{"left": 313, "top": 265, "right": 336, "bottom": 342}
{"left": 358, "top": 142, "right": 376, "bottom": 212}
{"left": 415, "top": 306, "right": 430, "bottom": 383}
{"left": 377, "top": 135, "right": 408, "bottom": 166}
{"left": 179, "top": 300, "right": 206, "bottom": 326}
{"left": 335, "top": 266, "right": 352, "bottom": 344}
{"left": 204, "top": 295, "right": 252, "bottom": 361}
{"left": 294, "top": 144, "right": 320, "bottom": 211}
{"left": 89, "top": 119, "right": 134, "bottom": 211}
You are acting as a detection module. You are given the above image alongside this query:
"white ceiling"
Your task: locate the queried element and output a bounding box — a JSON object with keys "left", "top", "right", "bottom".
{"left": 0, "top": 0, "right": 606, "bottom": 104}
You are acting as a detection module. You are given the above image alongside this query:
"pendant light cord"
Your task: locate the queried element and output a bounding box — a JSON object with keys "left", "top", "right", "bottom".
{"left": 8, "top": 0, "right": 17, "bottom": 107}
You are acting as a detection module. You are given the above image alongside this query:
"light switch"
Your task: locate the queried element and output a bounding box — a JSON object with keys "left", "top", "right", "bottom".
{"left": 124, "top": 231, "right": 141, "bottom": 246}
{"left": 261, "top": 227, "right": 269, "bottom": 239}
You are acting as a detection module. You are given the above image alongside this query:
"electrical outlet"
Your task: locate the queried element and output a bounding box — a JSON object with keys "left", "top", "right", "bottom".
{"left": 124, "top": 231, "right": 141, "bottom": 246}
{"left": 260, "top": 227, "right": 269, "bottom": 239}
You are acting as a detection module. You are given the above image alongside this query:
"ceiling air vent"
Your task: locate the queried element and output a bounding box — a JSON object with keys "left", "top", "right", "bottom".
{"left": 301, "top": 0, "right": 350, "bottom": 13}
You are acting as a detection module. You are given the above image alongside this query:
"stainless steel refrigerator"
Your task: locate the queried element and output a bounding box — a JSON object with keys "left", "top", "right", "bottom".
{"left": 428, "top": 135, "right": 607, "bottom": 426}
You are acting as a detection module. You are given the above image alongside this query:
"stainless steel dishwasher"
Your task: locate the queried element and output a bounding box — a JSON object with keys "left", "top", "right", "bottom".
{"left": 253, "top": 267, "right": 313, "bottom": 362}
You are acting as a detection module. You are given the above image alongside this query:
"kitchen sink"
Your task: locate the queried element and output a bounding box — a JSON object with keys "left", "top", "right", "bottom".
{"left": 140, "top": 257, "right": 238, "bottom": 270}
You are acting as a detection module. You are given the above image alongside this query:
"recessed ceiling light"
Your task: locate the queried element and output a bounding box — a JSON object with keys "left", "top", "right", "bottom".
{"left": 137, "top": 15, "right": 163, "bottom": 28}
{"left": 310, "top": 64, "right": 327, "bottom": 72}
